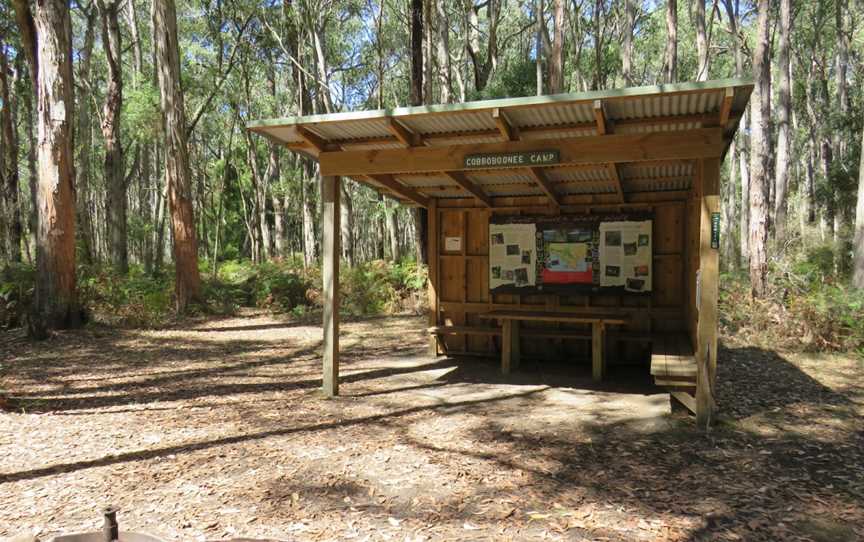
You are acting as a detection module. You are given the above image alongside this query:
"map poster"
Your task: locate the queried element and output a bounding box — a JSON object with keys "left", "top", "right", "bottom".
{"left": 598, "top": 220, "right": 652, "bottom": 292}
{"left": 540, "top": 227, "right": 594, "bottom": 284}
{"left": 489, "top": 223, "right": 537, "bottom": 289}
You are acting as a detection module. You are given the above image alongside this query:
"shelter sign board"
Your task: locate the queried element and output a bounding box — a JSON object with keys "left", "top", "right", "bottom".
{"left": 464, "top": 150, "right": 559, "bottom": 169}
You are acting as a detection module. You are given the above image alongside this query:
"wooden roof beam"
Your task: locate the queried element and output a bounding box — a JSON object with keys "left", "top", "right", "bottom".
{"left": 492, "top": 108, "right": 518, "bottom": 141}
{"left": 527, "top": 167, "right": 561, "bottom": 209}
{"left": 296, "top": 126, "right": 330, "bottom": 153}
{"left": 319, "top": 128, "right": 726, "bottom": 177}
{"left": 443, "top": 171, "right": 493, "bottom": 207}
{"left": 594, "top": 100, "right": 608, "bottom": 135}
{"left": 366, "top": 174, "right": 430, "bottom": 207}
{"left": 607, "top": 163, "right": 625, "bottom": 202}
{"left": 387, "top": 118, "right": 422, "bottom": 147}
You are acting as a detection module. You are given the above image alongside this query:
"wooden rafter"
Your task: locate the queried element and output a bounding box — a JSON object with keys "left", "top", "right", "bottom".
{"left": 387, "top": 118, "right": 421, "bottom": 147}
{"left": 443, "top": 171, "right": 493, "bottom": 207}
{"left": 718, "top": 87, "right": 734, "bottom": 129}
{"left": 366, "top": 174, "right": 430, "bottom": 207}
{"left": 492, "top": 108, "right": 518, "bottom": 141}
{"left": 593, "top": 100, "right": 608, "bottom": 135}
{"left": 607, "top": 163, "right": 625, "bottom": 202}
{"left": 295, "top": 126, "right": 329, "bottom": 153}
{"left": 526, "top": 167, "right": 561, "bottom": 209}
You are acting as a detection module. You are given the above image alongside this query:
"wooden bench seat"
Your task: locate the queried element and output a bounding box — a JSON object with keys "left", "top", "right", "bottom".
{"left": 427, "top": 325, "right": 501, "bottom": 336}
{"left": 650, "top": 334, "right": 696, "bottom": 379}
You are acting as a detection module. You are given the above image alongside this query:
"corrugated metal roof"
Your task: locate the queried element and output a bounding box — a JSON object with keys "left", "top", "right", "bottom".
{"left": 248, "top": 78, "right": 752, "bottom": 203}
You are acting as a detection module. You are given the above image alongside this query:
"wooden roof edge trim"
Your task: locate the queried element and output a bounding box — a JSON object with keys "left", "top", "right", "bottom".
{"left": 246, "top": 78, "right": 755, "bottom": 130}
{"left": 433, "top": 191, "right": 691, "bottom": 209}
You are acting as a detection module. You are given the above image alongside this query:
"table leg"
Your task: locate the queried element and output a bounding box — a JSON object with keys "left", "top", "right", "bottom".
{"left": 592, "top": 322, "right": 604, "bottom": 381}
{"left": 502, "top": 320, "right": 512, "bottom": 375}
{"left": 511, "top": 320, "right": 521, "bottom": 371}
{"left": 501, "top": 320, "right": 521, "bottom": 375}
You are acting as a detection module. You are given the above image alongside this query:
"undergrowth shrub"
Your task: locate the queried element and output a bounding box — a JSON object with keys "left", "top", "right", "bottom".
{"left": 0, "top": 263, "right": 35, "bottom": 329}
{"left": 721, "top": 242, "right": 864, "bottom": 353}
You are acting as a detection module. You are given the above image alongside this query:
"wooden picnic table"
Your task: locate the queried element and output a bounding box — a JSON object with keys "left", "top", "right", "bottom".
{"left": 480, "top": 310, "right": 629, "bottom": 380}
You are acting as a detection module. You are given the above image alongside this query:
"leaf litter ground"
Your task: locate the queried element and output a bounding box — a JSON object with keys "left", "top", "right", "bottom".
{"left": 1, "top": 311, "right": 862, "bottom": 541}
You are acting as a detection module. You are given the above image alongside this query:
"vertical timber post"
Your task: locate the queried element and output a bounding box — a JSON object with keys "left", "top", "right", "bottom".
{"left": 321, "top": 175, "right": 341, "bottom": 397}
{"left": 427, "top": 198, "right": 439, "bottom": 355}
{"left": 696, "top": 158, "right": 720, "bottom": 428}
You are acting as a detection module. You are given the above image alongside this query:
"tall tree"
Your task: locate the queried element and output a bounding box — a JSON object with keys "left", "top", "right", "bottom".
{"left": 773, "top": 0, "right": 791, "bottom": 239}
{"left": 152, "top": 0, "right": 202, "bottom": 310}
{"left": 97, "top": 0, "right": 127, "bottom": 273}
{"left": 662, "top": 0, "right": 678, "bottom": 83}
{"left": 853, "top": 123, "right": 864, "bottom": 288}
{"left": 13, "top": 0, "right": 81, "bottom": 333}
{"left": 0, "top": 39, "right": 22, "bottom": 262}
{"left": 621, "top": 0, "right": 636, "bottom": 86}
{"left": 693, "top": 0, "right": 710, "bottom": 81}
{"left": 410, "top": 0, "right": 427, "bottom": 264}
{"left": 748, "top": 0, "right": 771, "bottom": 297}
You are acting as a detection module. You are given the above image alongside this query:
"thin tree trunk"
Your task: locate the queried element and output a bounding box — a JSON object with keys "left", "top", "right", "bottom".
{"left": 535, "top": 0, "right": 543, "bottom": 95}
{"left": 694, "top": 0, "right": 709, "bottom": 80}
{"left": 152, "top": 0, "right": 202, "bottom": 310}
{"left": 662, "top": 0, "right": 678, "bottom": 83}
{"left": 340, "top": 180, "right": 354, "bottom": 267}
{"left": 853, "top": 123, "right": 864, "bottom": 288}
{"left": 98, "top": 0, "right": 128, "bottom": 273}
{"left": 0, "top": 41, "right": 22, "bottom": 262}
{"left": 621, "top": 0, "right": 635, "bottom": 86}
{"left": 773, "top": 0, "right": 791, "bottom": 240}
{"left": 434, "top": 0, "right": 451, "bottom": 102}
{"left": 410, "top": 0, "right": 423, "bottom": 106}
{"left": 547, "top": 0, "right": 564, "bottom": 93}
{"left": 748, "top": 0, "right": 771, "bottom": 298}
{"left": 13, "top": 0, "right": 81, "bottom": 334}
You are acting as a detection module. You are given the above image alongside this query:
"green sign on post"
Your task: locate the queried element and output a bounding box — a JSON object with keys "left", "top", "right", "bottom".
{"left": 711, "top": 212, "right": 721, "bottom": 249}
{"left": 464, "top": 150, "right": 560, "bottom": 169}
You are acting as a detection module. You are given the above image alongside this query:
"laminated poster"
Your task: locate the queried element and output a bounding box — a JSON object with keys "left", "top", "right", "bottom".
{"left": 598, "top": 220, "right": 652, "bottom": 292}
{"left": 489, "top": 223, "right": 537, "bottom": 289}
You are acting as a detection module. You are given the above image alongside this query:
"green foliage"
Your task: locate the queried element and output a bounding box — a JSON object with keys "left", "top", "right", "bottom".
{"left": 123, "top": 84, "right": 161, "bottom": 141}
{"left": 0, "top": 264, "right": 35, "bottom": 329}
{"left": 721, "top": 243, "right": 864, "bottom": 353}
{"left": 79, "top": 266, "right": 174, "bottom": 327}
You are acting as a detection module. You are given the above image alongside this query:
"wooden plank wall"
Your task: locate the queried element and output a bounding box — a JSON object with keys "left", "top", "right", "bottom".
{"left": 432, "top": 196, "right": 692, "bottom": 365}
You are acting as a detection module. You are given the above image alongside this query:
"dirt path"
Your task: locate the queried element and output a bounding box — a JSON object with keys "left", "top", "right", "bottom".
{"left": 1, "top": 311, "right": 863, "bottom": 541}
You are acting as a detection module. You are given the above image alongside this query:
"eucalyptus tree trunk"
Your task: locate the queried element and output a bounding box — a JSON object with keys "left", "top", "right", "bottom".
{"left": 13, "top": 0, "right": 81, "bottom": 334}
{"left": 434, "top": 0, "right": 451, "bottom": 103}
{"left": 465, "top": 0, "right": 499, "bottom": 92}
{"left": 152, "top": 0, "right": 202, "bottom": 310}
{"left": 410, "top": 0, "right": 427, "bottom": 264}
{"left": 662, "top": 0, "right": 678, "bottom": 83}
{"left": 773, "top": 0, "right": 792, "bottom": 240}
{"left": 853, "top": 124, "right": 864, "bottom": 288}
{"left": 722, "top": 0, "right": 748, "bottom": 263}
{"left": 98, "top": 0, "right": 128, "bottom": 273}
{"left": 387, "top": 204, "right": 399, "bottom": 262}
{"left": 74, "top": 5, "right": 97, "bottom": 265}
{"left": 621, "top": 0, "right": 635, "bottom": 86}
{"left": 546, "top": 0, "right": 565, "bottom": 93}
{"left": 535, "top": 0, "right": 543, "bottom": 95}
{"left": 748, "top": 0, "right": 771, "bottom": 298}
{"left": 0, "top": 41, "right": 22, "bottom": 262}
{"left": 693, "top": 0, "right": 709, "bottom": 81}
{"left": 340, "top": 181, "right": 354, "bottom": 267}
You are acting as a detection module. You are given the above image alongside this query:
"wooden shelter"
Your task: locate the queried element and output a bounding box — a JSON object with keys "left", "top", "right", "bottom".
{"left": 248, "top": 78, "right": 753, "bottom": 425}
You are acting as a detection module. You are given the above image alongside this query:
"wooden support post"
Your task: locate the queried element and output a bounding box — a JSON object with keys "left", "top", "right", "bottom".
{"left": 321, "top": 175, "right": 341, "bottom": 397}
{"left": 695, "top": 158, "right": 720, "bottom": 427}
{"left": 501, "top": 320, "right": 520, "bottom": 374}
{"left": 427, "top": 198, "right": 439, "bottom": 356}
{"left": 592, "top": 322, "right": 604, "bottom": 381}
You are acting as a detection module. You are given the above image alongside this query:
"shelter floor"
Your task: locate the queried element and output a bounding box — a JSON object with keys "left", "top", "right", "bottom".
{"left": 1, "top": 312, "right": 863, "bottom": 541}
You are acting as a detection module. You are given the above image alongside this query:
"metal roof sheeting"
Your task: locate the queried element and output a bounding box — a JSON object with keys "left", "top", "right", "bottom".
{"left": 247, "top": 79, "right": 752, "bottom": 202}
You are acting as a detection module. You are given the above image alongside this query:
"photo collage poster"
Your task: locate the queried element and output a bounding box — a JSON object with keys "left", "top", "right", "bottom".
{"left": 489, "top": 223, "right": 537, "bottom": 289}
{"left": 598, "top": 220, "right": 652, "bottom": 292}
